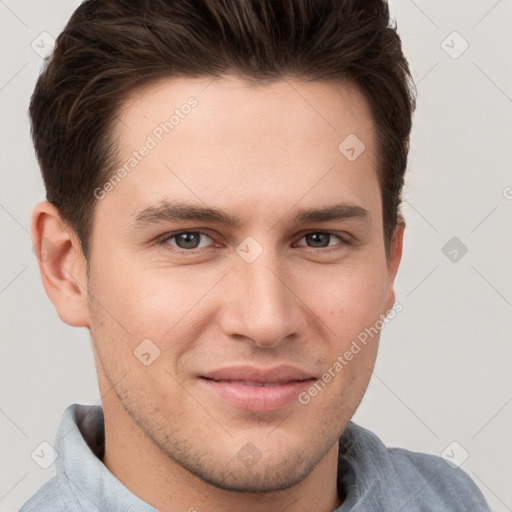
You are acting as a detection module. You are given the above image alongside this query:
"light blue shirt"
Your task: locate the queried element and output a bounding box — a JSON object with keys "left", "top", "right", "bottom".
{"left": 19, "top": 404, "right": 491, "bottom": 511}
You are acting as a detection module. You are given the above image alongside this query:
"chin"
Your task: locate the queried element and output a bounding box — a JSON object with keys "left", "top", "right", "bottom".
{"left": 182, "top": 453, "right": 317, "bottom": 493}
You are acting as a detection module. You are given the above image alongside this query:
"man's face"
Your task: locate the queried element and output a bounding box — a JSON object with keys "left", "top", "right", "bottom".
{"left": 85, "top": 76, "right": 400, "bottom": 492}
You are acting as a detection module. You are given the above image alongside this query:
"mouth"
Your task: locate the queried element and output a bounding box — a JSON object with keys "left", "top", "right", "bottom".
{"left": 197, "top": 365, "right": 316, "bottom": 411}
{"left": 202, "top": 379, "right": 305, "bottom": 387}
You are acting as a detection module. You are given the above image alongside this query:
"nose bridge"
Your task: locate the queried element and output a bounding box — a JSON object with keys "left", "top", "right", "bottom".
{"left": 221, "top": 243, "right": 302, "bottom": 347}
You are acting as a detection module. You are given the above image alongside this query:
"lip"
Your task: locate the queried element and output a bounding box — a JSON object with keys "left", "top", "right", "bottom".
{"left": 198, "top": 365, "right": 316, "bottom": 411}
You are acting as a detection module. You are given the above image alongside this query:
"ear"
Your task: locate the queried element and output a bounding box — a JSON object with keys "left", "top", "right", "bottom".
{"left": 31, "top": 201, "right": 90, "bottom": 328}
{"left": 384, "top": 216, "right": 405, "bottom": 312}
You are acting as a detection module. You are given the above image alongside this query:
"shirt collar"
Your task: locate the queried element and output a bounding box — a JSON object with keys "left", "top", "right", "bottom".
{"left": 54, "top": 403, "right": 158, "bottom": 511}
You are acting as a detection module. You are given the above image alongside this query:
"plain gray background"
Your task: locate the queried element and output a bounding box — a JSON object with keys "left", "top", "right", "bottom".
{"left": 1, "top": 1, "right": 511, "bottom": 510}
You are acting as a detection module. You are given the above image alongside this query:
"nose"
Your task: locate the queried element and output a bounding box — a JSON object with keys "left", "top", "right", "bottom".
{"left": 219, "top": 252, "right": 306, "bottom": 349}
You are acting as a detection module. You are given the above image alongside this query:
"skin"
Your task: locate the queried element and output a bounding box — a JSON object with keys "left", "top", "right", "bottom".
{"left": 32, "top": 75, "right": 404, "bottom": 512}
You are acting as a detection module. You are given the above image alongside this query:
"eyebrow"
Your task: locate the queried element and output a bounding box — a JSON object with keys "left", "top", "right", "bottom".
{"left": 130, "top": 200, "right": 371, "bottom": 228}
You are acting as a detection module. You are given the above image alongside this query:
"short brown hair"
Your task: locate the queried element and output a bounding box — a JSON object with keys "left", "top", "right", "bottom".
{"left": 29, "top": 0, "right": 416, "bottom": 260}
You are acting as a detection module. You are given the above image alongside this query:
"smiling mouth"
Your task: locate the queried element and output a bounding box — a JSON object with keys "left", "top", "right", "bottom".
{"left": 198, "top": 375, "right": 316, "bottom": 411}
{"left": 201, "top": 378, "right": 311, "bottom": 387}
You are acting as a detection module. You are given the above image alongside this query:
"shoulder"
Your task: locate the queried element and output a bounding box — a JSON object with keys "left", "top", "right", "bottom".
{"left": 387, "top": 446, "right": 490, "bottom": 510}
{"left": 18, "top": 476, "right": 67, "bottom": 512}
{"left": 340, "top": 422, "right": 491, "bottom": 511}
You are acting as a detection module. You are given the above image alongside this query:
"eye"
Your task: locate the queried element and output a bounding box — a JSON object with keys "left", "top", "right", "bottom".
{"left": 156, "top": 230, "right": 351, "bottom": 255}
{"left": 160, "top": 231, "right": 214, "bottom": 251}
{"left": 295, "top": 232, "right": 349, "bottom": 250}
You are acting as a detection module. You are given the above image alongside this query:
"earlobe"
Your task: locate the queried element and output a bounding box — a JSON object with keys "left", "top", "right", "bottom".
{"left": 31, "top": 201, "right": 90, "bottom": 328}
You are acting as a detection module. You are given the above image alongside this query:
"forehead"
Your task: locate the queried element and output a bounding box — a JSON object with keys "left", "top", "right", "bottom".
{"left": 102, "top": 75, "right": 380, "bottom": 229}
{"left": 115, "top": 74, "right": 376, "bottom": 152}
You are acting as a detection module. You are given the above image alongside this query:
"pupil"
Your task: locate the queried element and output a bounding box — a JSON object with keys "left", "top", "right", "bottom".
{"left": 178, "top": 233, "right": 199, "bottom": 249}
{"left": 308, "top": 233, "right": 329, "bottom": 247}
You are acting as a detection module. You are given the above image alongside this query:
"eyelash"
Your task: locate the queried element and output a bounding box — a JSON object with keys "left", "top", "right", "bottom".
{"left": 156, "top": 230, "right": 352, "bottom": 255}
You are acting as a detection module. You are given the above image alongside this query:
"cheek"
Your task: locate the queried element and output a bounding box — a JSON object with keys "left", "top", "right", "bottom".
{"left": 304, "top": 260, "right": 389, "bottom": 338}
{"left": 90, "top": 239, "right": 390, "bottom": 355}
{"left": 90, "top": 248, "right": 203, "bottom": 335}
